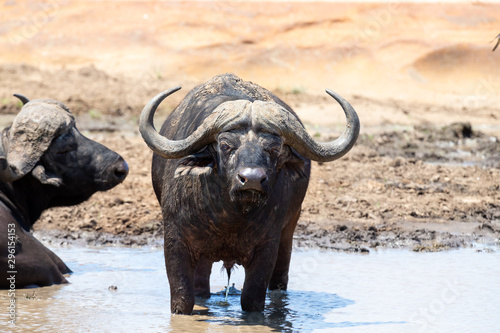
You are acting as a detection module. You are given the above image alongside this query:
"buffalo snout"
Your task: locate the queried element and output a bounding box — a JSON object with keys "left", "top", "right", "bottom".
{"left": 111, "top": 158, "right": 129, "bottom": 183}
{"left": 94, "top": 152, "right": 129, "bottom": 191}
{"left": 236, "top": 167, "right": 267, "bottom": 192}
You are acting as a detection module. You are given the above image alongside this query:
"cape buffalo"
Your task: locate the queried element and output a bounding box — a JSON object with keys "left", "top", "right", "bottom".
{"left": 139, "top": 74, "right": 359, "bottom": 313}
{"left": 0, "top": 95, "right": 129, "bottom": 288}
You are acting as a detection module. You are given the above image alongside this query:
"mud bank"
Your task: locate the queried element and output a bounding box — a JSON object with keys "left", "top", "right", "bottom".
{"left": 1, "top": 0, "right": 499, "bottom": 252}
{"left": 29, "top": 122, "right": 500, "bottom": 253}
{"left": 35, "top": 217, "right": 500, "bottom": 254}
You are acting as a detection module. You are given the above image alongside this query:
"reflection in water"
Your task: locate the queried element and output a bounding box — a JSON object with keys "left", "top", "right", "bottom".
{"left": 0, "top": 246, "right": 499, "bottom": 332}
{"left": 199, "top": 289, "right": 353, "bottom": 332}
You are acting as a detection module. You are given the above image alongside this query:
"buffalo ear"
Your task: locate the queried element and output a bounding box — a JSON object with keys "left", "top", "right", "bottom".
{"left": 174, "top": 148, "right": 214, "bottom": 178}
{"left": 284, "top": 147, "right": 309, "bottom": 180}
{"left": 0, "top": 156, "right": 17, "bottom": 182}
{"left": 0, "top": 156, "right": 7, "bottom": 169}
{"left": 31, "top": 165, "right": 63, "bottom": 187}
{"left": 7, "top": 99, "right": 74, "bottom": 180}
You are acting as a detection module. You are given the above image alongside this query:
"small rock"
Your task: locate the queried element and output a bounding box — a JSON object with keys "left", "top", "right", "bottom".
{"left": 430, "top": 174, "right": 440, "bottom": 182}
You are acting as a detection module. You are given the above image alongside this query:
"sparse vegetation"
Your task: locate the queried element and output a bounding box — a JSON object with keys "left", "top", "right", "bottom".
{"left": 89, "top": 109, "right": 103, "bottom": 119}
{"left": 24, "top": 291, "right": 37, "bottom": 300}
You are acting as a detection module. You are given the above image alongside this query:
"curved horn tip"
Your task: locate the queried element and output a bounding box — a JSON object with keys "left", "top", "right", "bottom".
{"left": 149, "top": 86, "right": 182, "bottom": 108}
{"left": 139, "top": 86, "right": 184, "bottom": 159}
{"left": 285, "top": 88, "right": 360, "bottom": 163}
{"left": 162, "top": 86, "right": 182, "bottom": 96}
{"left": 325, "top": 88, "right": 360, "bottom": 122}
{"left": 141, "top": 86, "right": 182, "bottom": 118}
{"left": 324, "top": 89, "right": 345, "bottom": 102}
{"left": 13, "top": 93, "right": 30, "bottom": 105}
{"left": 169, "top": 86, "right": 182, "bottom": 93}
{"left": 140, "top": 86, "right": 182, "bottom": 125}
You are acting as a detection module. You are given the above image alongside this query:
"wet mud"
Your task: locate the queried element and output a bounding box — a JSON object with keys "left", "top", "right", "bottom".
{"left": 10, "top": 70, "right": 494, "bottom": 253}
{"left": 0, "top": 5, "right": 498, "bottom": 252}
{"left": 1, "top": 3, "right": 499, "bottom": 331}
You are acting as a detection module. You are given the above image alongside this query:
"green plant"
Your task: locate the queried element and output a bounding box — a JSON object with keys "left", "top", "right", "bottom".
{"left": 89, "top": 109, "right": 102, "bottom": 119}
{"left": 290, "top": 86, "right": 305, "bottom": 95}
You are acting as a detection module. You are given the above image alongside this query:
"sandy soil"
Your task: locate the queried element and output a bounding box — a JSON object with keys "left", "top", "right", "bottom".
{"left": 1, "top": 1, "right": 499, "bottom": 252}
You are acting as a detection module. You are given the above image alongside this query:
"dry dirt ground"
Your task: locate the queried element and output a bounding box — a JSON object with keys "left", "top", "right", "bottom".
{"left": 1, "top": 1, "right": 499, "bottom": 252}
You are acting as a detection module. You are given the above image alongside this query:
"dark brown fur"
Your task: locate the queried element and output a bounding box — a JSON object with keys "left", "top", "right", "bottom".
{"left": 151, "top": 74, "right": 311, "bottom": 313}
{"left": 0, "top": 98, "right": 128, "bottom": 288}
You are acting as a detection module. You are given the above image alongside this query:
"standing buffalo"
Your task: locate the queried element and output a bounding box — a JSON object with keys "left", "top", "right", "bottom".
{"left": 0, "top": 95, "right": 128, "bottom": 288}
{"left": 140, "top": 74, "right": 359, "bottom": 313}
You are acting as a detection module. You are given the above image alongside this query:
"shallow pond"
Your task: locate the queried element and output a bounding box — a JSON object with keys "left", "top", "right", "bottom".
{"left": 1, "top": 245, "right": 499, "bottom": 332}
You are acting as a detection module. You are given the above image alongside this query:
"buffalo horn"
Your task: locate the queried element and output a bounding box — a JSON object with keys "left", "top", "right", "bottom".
{"left": 141, "top": 87, "right": 359, "bottom": 162}
{"left": 13, "top": 94, "right": 30, "bottom": 105}
{"left": 139, "top": 87, "right": 222, "bottom": 159}
{"left": 285, "top": 89, "right": 360, "bottom": 162}
{"left": 252, "top": 89, "right": 360, "bottom": 162}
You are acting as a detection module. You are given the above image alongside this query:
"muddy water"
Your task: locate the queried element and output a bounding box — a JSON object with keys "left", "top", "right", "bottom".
{"left": 1, "top": 246, "right": 499, "bottom": 332}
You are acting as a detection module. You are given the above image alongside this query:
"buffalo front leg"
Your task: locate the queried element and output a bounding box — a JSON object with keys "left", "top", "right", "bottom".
{"left": 269, "top": 212, "right": 299, "bottom": 291}
{"left": 241, "top": 242, "right": 280, "bottom": 312}
{"left": 164, "top": 238, "right": 196, "bottom": 314}
{"left": 194, "top": 255, "right": 212, "bottom": 298}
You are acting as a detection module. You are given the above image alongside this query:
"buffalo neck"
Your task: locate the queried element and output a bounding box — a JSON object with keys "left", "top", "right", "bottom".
{"left": 0, "top": 175, "right": 54, "bottom": 230}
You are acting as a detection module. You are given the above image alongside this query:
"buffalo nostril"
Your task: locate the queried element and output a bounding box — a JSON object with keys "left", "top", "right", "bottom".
{"left": 237, "top": 167, "right": 267, "bottom": 191}
{"left": 113, "top": 161, "right": 129, "bottom": 181}
{"left": 237, "top": 174, "right": 247, "bottom": 185}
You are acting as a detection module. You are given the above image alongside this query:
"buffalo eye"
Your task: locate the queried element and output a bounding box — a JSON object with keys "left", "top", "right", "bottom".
{"left": 220, "top": 142, "right": 232, "bottom": 153}
{"left": 56, "top": 144, "right": 77, "bottom": 155}
{"left": 265, "top": 144, "right": 281, "bottom": 156}
{"left": 50, "top": 133, "right": 77, "bottom": 157}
